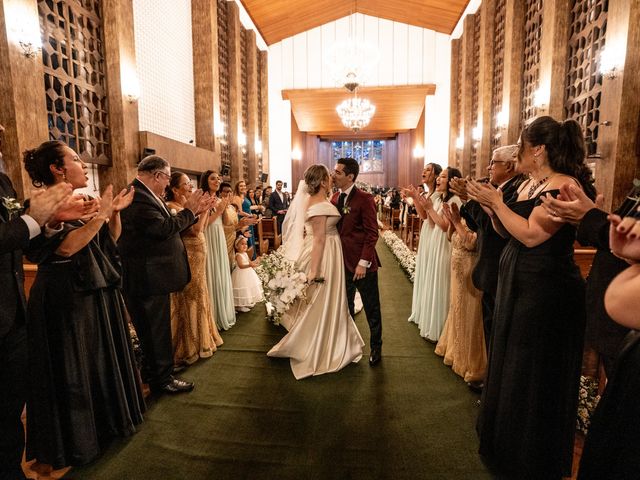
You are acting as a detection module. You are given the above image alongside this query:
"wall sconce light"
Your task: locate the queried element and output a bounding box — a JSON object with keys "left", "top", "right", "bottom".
{"left": 413, "top": 146, "right": 425, "bottom": 158}
{"left": 455, "top": 135, "right": 464, "bottom": 150}
{"left": 472, "top": 125, "right": 482, "bottom": 143}
{"left": 19, "top": 39, "right": 41, "bottom": 58}
{"left": 291, "top": 148, "right": 302, "bottom": 161}
{"left": 255, "top": 139, "right": 263, "bottom": 156}
{"left": 533, "top": 88, "right": 549, "bottom": 109}
{"left": 238, "top": 131, "right": 247, "bottom": 147}
{"left": 599, "top": 46, "right": 624, "bottom": 79}
{"left": 496, "top": 109, "right": 509, "bottom": 129}
{"left": 122, "top": 66, "right": 140, "bottom": 103}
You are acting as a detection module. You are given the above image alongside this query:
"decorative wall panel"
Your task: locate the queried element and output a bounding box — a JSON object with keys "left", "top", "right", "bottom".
{"left": 133, "top": 0, "right": 195, "bottom": 144}
{"left": 564, "top": 0, "right": 608, "bottom": 157}
{"left": 240, "top": 26, "right": 248, "bottom": 179}
{"left": 470, "top": 11, "right": 481, "bottom": 175}
{"left": 217, "top": 0, "right": 231, "bottom": 169}
{"left": 257, "top": 47, "right": 263, "bottom": 176}
{"left": 491, "top": 0, "right": 506, "bottom": 150}
{"left": 39, "top": 0, "right": 110, "bottom": 164}
{"left": 456, "top": 41, "right": 463, "bottom": 167}
{"left": 520, "top": 0, "right": 543, "bottom": 128}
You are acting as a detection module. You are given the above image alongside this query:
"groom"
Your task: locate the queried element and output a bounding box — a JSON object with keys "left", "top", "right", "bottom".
{"left": 331, "top": 157, "right": 383, "bottom": 365}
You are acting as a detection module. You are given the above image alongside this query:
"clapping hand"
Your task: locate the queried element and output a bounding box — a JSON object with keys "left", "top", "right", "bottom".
{"left": 50, "top": 193, "right": 95, "bottom": 224}
{"left": 539, "top": 183, "right": 603, "bottom": 225}
{"left": 442, "top": 202, "right": 462, "bottom": 225}
{"left": 449, "top": 177, "right": 469, "bottom": 202}
{"left": 467, "top": 179, "right": 502, "bottom": 208}
{"left": 609, "top": 210, "right": 640, "bottom": 263}
{"left": 28, "top": 182, "right": 73, "bottom": 226}
{"left": 112, "top": 186, "right": 135, "bottom": 213}
{"left": 95, "top": 185, "right": 115, "bottom": 221}
{"left": 402, "top": 185, "right": 419, "bottom": 199}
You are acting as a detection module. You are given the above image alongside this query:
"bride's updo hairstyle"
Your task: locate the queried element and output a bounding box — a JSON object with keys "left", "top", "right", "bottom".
{"left": 520, "top": 116, "right": 596, "bottom": 200}
{"left": 304, "top": 164, "right": 329, "bottom": 195}
{"left": 23, "top": 140, "right": 67, "bottom": 187}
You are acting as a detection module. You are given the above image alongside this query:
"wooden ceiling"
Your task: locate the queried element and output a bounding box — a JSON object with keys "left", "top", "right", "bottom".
{"left": 282, "top": 84, "right": 436, "bottom": 138}
{"left": 240, "top": 0, "right": 469, "bottom": 45}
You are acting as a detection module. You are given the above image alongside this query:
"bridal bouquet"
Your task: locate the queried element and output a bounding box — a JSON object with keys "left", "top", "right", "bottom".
{"left": 256, "top": 248, "right": 308, "bottom": 325}
{"left": 382, "top": 230, "right": 416, "bottom": 282}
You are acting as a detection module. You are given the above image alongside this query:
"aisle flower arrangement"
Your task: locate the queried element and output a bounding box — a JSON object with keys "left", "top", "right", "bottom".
{"left": 382, "top": 230, "right": 416, "bottom": 282}
{"left": 256, "top": 248, "right": 308, "bottom": 325}
{"left": 576, "top": 375, "right": 601, "bottom": 434}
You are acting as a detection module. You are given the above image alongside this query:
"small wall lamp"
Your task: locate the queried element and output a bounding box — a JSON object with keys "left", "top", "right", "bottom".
{"left": 291, "top": 148, "right": 302, "bottom": 161}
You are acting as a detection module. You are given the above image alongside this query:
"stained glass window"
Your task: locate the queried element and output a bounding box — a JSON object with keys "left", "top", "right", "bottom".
{"left": 331, "top": 140, "right": 384, "bottom": 173}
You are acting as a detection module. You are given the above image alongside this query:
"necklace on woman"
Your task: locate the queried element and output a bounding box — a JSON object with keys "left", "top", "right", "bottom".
{"left": 527, "top": 176, "right": 549, "bottom": 199}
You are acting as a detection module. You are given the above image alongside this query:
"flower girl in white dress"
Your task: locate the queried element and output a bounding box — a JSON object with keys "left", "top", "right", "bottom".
{"left": 231, "top": 236, "right": 263, "bottom": 312}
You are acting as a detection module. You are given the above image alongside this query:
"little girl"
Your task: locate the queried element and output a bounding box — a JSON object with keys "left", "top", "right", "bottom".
{"left": 231, "top": 236, "right": 264, "bottom": 312}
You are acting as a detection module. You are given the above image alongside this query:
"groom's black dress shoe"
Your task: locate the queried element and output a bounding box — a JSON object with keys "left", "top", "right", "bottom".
{"left": 369, "top": 347, "right": 382, "bottom": 366}
{"left": 154, "top": 376, "right": 195, "bottom": 395}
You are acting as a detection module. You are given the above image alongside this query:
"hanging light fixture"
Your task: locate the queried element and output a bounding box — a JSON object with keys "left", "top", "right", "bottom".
{"left": 336, "top": 89, "right": 376, "bottom": 132}
{"left": 324, "top": 1, "right": 379, "bottom": 91}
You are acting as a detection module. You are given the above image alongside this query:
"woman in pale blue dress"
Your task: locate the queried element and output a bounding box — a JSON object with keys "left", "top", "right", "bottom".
{"left": 201, "top": 170, "right": 237, "bottom": 330}
{"left": 406, "top": 167, "right": 462, "bottom": 341}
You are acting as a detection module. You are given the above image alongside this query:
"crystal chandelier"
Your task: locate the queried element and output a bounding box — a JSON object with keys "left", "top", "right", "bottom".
{"left": 324, "top": 5, "right": 379, "bottom": 92}
{"left": 336, "top": 91, "right": 376, "bottom": 132}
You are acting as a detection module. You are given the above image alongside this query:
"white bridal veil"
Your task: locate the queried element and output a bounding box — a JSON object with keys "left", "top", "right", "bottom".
{"left": 281, "top": 180, "right": 310, "bottom": 262}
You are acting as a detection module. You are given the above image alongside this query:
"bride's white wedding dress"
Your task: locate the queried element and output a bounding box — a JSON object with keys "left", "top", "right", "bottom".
{"left": 267, "top": 201, "right": 364, "bottom": 379}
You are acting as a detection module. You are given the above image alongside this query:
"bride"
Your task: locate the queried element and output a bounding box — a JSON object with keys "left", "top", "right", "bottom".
{"left": 267, "top": 164, "right": 364, "bottom": 379}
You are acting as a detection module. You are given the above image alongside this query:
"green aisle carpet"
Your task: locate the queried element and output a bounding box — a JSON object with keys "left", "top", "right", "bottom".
{"left": 66, "top": 240, "right": 492, "bottom": 480}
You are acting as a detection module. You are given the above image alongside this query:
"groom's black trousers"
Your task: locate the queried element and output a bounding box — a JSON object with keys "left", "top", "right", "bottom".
{"left": 346, "top": 270, "right": 382, "bottom": 349}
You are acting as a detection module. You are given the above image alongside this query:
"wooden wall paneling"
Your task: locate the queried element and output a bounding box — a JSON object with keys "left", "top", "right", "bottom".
{"left": 246, "top": 30, "right": 259, "bottom": 186}
{"left": 502, "top": 0, "right": 525, "bottom": 144}
{"left": 449, "top": 38, "right": 461, "bottom": 168}
{"left": 191, "top": 0, "right": 221, "bottom": 172}
{"left": 385, "top": 139, "right": 397, "bottom": 188}
{"left": 259, "top": 50, "right": 269, "bottom": 178}
{"left": 0, "top": 0, "right": 49, "bottom": 197}
{"left": 394, "top": 132, "right": 410, "bottom": 189}
{"left": 290, "top": 111, "right": 304, "bottom": 185}
{"left": 469, "top": 11, "right": 481, "bottom": 177}
{"left": 597, "top": 0, "right": 640, "bottom": 211}
{"left": 139, "top": 131, "right": 216, "bottom": 174}
{"left": 217, "top": 0, "right": 231, "bottom": 172}
{"left": 477, "top": 0, "right": 496, "bottom": 176}
{"left": 99, "top": 0, "right": 140, "bottom": 190}
{"left": 460, "top": 15, "right": 476, "bottom": 177}
{"left": 491, "top": 0, "right": 506, "bottom": 150}
{"left": 520, "top": 0, "right": 544, "bottom": 129}
{"left": 539, "top": 0, "right": 570, "bottom": 119}
{"left": 227, "top": 1, "right": 243, "bottom": 184}
{"left": 563, "top": 0, "right": 608, "bottom": 164}
{"left": 404, "top": 109, "right": 425, "bottom": 188}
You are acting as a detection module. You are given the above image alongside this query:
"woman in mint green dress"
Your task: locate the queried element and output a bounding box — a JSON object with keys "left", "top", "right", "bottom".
{"left": 200, "top": 171, "right": 237, "bottom": 330}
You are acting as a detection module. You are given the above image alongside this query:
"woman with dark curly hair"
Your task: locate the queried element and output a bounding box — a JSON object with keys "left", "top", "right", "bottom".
{"left": 467, "top": 116, "right": 595, "bottom": 479}
{"left": 23, "top": 140, "right": 144, "bottom": 470}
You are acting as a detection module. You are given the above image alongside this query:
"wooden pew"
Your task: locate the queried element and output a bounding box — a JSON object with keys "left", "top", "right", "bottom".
{"left": 257, "top": 217, "right": 281, "bottom": 252}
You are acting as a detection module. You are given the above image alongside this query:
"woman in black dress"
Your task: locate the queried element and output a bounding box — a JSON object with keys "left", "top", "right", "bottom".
{"left": 23, "top": 141, "right": 144, "bottom": 469}
{"left": 578, "top": 212, "right": 640, "bottom": 479}
{"left": 467, "top": 116, "right": 596, "bottom": 479}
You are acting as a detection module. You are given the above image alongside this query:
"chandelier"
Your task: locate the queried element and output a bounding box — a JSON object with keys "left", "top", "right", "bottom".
{"left": 324, "top": 4, "right": 379, "bottom": 92}
{"left": 336, "top": 91, "right": 376, "bottom": 132}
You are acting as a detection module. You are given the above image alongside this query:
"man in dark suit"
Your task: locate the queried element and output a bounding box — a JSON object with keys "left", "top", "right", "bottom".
{"left": 269, "top": 180, "right": 289, "bottom": 234}
{"left": 1, "top": 125, "right": 74, "bottom": 480}
{"left": 331, "top": 157, "right": 383, "bottom": 365}
{"left": 119, "top": 155, "right": 212, "bottom": 395}
{"left": 540, "top": 182, "right": 633, "bottom": 376}
{"left": 454, "top": 145, "right": 524, "bottom": 353}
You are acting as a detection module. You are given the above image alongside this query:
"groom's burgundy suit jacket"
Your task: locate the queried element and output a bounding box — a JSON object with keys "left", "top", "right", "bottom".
{"left": 331, "top": 187, "right": 380, "bottom": 274}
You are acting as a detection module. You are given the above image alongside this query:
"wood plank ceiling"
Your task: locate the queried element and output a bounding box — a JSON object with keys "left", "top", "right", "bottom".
{"left": 239, "top": 0, "right": 469, "bottom": 45}
{"left": 282, "top": 85, "right": 436, "bottom": 138}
